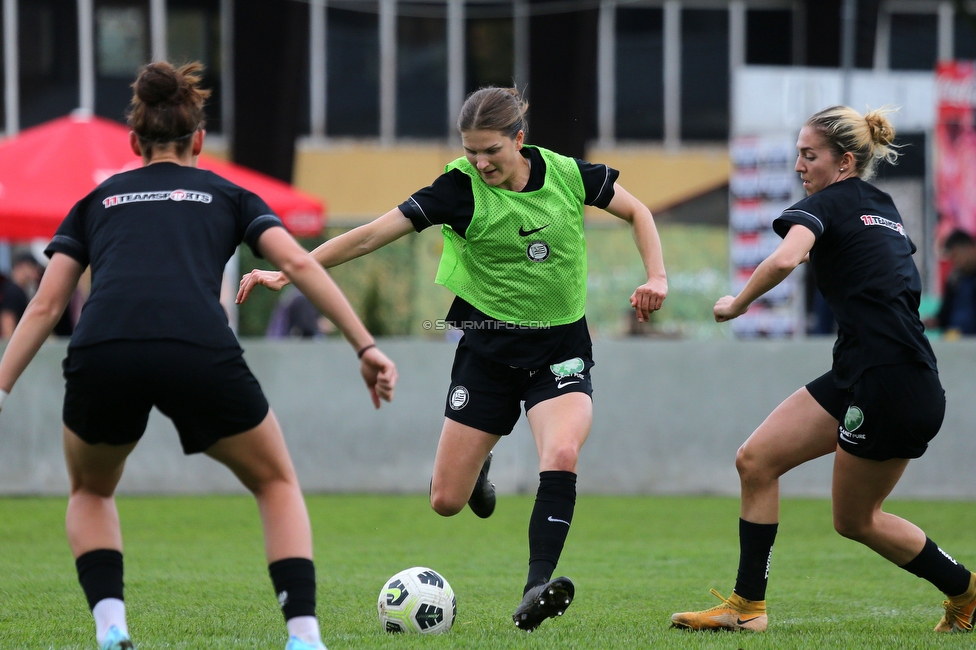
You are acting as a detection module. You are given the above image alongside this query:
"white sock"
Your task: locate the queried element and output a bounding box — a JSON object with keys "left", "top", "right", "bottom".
{"left": 287, "top": 616, "right": 322, "bottom": 644}
{"left": 92, "top": 598, "right": 127, "bottom": 645}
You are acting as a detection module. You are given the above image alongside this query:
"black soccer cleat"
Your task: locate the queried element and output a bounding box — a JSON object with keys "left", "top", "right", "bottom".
{"left": 512, "top": 576, "right": 575, "bottom": 632}
{"left": 467, "top": 451, "right": 496, "bottom": 518}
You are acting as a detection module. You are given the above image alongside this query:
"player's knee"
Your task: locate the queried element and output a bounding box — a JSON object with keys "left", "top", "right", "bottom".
{"left": 243, "top": 467, "right": 300, "bottom": 501}
{"left": 69, "top": 481, "right": 116, "bottom": 500}
{"left": 429, "top": 488, "right": 465, "bottom": 517}
{"left": 542, "top": 443, "right": 580, "bottom": 472}
{"left": 832, "top": 512, "right": 870, "bottom": 541}
{"left": 735, "top": 442, "right": 761, "bottom": 480}
{"left": 68, "top": 470, "right": 121, "bottom": 499}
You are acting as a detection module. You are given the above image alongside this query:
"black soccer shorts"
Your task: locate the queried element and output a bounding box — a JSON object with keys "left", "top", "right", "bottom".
{"left": 806, "top": 363, "right": 945, "bottom": 461}
{"left": 443, "top": 338, "right": 594, "bottom": 436}
{"left": 62, "top": 340, "right": 270, "bottom": 454}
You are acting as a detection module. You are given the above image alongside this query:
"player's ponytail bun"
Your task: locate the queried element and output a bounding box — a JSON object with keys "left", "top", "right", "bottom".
{"left": 865, "top": 109, "right": 896, "bottom": 147}
{"left": 127, "top": 61, "right": 211, "bottom": 157}
{"left": 864, "top": 108, "right": 900, "bottom": 170}
{"left": 806, "top": 105, "right": 901, "bottom": 181}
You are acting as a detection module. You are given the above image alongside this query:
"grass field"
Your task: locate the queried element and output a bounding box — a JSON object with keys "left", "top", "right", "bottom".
{"left": 1, "top": 494, "right": 974, "bottom": 649}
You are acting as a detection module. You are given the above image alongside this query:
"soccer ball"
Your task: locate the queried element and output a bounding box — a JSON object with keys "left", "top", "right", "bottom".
{"left": 377, "top": 566, "right": 456, "bottom": 634}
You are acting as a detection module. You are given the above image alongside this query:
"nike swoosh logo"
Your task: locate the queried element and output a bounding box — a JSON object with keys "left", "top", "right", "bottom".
{"left": 736, "top": 616, "right": 761, "bottom": 625}
{"left": 547, "top": 516, "right": 570, "bottom": 525}
{"left": 518, "top": 224, "right": 550, "bottom": 236}
{"left": 556, "top": 380, "right": 580, "bottom": 389}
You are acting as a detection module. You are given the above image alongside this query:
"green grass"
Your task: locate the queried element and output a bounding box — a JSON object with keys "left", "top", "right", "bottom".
{"left": 1, "top": 495, "right": 974, "bottom": 649}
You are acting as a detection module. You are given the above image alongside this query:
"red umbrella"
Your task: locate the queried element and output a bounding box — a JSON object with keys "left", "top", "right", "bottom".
{"left": 0, "top": 112, "right": 326, "bottom": 240}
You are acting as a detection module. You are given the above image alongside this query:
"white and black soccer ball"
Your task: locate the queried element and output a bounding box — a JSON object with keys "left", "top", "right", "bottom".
{"left": 377, "top": 566, "right": 456, "bottom": 634}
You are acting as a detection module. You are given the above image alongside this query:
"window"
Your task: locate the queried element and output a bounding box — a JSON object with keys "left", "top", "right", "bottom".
{"left": 397, "top": 3, "right": 447, "bottom": 138}
{"left": 955, "top": 12, "right": 976, "bottom": 60}
{"left": 681, "top": 8, "right": 728, "bottom": 141}
{"left": 20, "top": 0, "right": 78, "bottom": 129}
{"left": 889, "top": 12, "right": 937, "bottom": 71}
{"left": 95, "top": 1, "right": 149, "bottom": 123}
{"left": 746, "top": 9, "right": 791, "bottom": 65}
{"left": 466, "top": 3, "right": 513, "bottom": 93}
{"left": 615, "top": 7, "right": 663, "bottom": 141}
{"left": 167, "top": 0, "right": 222, "bottom": 133}
{"left": 327, "top": 4, "right": 379, "bottom": 137}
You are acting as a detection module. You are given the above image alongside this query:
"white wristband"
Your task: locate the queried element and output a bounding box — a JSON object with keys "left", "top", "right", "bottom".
{"left": 0, "top": 389, "right": 7, "bottom": 410}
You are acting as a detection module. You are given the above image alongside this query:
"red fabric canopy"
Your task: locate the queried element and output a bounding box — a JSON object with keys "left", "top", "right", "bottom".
{"left": 0, "top": 113, "right": 326, "bottom": 240}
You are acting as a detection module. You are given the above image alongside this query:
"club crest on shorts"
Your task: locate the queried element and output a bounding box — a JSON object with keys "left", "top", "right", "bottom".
{"left": 449, "top": 386, "right": 469, "bottom": 410}
{"left": 550, "top": 357, "right": 584, "bottom": 377}
{"left": 844, "top": 405, "right": 864, "bottom": 432}
{"left": 526, "top": 240, "right": 550, "bottom": 262}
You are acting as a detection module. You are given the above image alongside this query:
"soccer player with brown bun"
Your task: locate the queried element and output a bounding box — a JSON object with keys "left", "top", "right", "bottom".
{"left": 0, "top": 61, "right": 397, "bottom": 650}
{"left": 670, "top": 105, "right": 976, "bottom": 633}
{"left": 238, "top": 86, "right": 668, "bottom": 631}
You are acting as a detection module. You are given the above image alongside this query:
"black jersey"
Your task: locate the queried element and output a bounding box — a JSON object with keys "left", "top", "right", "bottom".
{"left": 773, "top": 178, "right": 936, "bottom": 387}
{"left": 398, "top": 147, "right": 619, "bottom": 368}
{"left": 46, "top": 162, "right": 283, "bottom": 350}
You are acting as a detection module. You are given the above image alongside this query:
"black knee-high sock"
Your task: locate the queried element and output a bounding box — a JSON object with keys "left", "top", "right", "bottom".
{"left": 269, "top": 558, "right": 317, "bottom": 620}
{"left": 733, "top": 519, "right": 778, "bottom": 602}
{"left": 901, "top": 537, "right": 972, "bottom": 597}
{"left": 525, "top": 471, "right": 576, "bottom": 594}
{"left": 76, "top": 549, "right": 124, "bottom": 610}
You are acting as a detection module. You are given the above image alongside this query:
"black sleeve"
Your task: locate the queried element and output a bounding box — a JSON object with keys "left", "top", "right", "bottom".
{"left": 773, "top": 193, "right": 828, "bottom": 240}
{"left": 45, "top": 196, "right": 92, "bottom": 267}
{"left": 575, "top": 159, "right": 620, "bottom": 208}
{"left": 213, "top": 174, "right": 285, "bottom": 258}
{"left": 239, "top": 193, "right": 285, "bottom": 258}
{"left": 398, "top": 169, "right": 475, "bottom": 233}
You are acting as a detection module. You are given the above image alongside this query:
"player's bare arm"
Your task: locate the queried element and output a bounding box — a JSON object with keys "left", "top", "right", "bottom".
{"left": 604, "top": 183, "right": 668, "bottom": 322}
{"left": 237, "top": 208, "right": 414, "bottom": 304}
{"left": 714, "top": 224, "right": 815, "bottom": 322}
{"left": 256, "top": 227, "right": 398, "bottom": 407}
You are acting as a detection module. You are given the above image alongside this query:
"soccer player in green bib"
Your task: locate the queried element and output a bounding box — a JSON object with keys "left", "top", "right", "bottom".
{"left": 238, "top": 86, "right": 668, "bottom": 631}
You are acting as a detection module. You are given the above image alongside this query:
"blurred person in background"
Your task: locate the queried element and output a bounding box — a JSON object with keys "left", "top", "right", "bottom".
{"left": 9, "top": 251, "right": 78, "bottom": 337}
{"left": 672, "top": 106, "right": 975, "bottom": 633}
{"left": 10, "top": 252, "right": 44, "bottom": 299}
{"left": 239, "top": 86, "right": 668, "bottom": 632}
{"left": 266, "top": 288, "right": 335, "bottom": 339}
{"left": 0, "top": 269, "right": 29, "bottom": 338}
{"left": 0, "top": 61, "right": 397, "bottom": 650}
{"left": 929, "top": 229, "right": 976, "bottom": 339}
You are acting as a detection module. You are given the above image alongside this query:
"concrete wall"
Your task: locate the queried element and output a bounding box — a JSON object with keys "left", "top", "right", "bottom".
{"left": 1, "top": 339, "right": 973, "bottom": 498}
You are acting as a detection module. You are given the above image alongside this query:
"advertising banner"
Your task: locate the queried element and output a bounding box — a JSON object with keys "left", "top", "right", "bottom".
{"left": 728, "top": 135, "right": 805, "bottom": 337}
{"left": 935, "top": 61, "right": 976, "bottom": 240}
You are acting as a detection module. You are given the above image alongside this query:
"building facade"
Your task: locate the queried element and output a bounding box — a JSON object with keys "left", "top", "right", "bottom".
{"left": 1, "top": 0, "right": 972, "bottom": 215}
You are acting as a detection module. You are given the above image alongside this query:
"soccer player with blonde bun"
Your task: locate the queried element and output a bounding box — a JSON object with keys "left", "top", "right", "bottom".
{"left": 671, "top": 105, "right": 975, "bottom": 633}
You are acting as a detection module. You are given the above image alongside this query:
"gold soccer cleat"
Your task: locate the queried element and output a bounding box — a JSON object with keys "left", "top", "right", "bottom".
{"left": 670, "top": 588, "right": 767, "bottom": 632}
{"left": 934, "top": 572, "right": 976, "bottom": 633}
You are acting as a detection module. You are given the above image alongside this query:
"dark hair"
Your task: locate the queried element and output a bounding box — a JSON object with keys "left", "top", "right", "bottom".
{"left": 12, "top": 252, "right": 41, "bottom": 268}
{"left": 944, "top": 229, "right": 975, "bottom": 250}
{"left": 127, "top": 61, "right": 210, "bottom": 157}
{"left": 456, "top": 86, "right": 528, "bottom": 139}
{"left": 805, "top": 105, "right": 900, "bottom": 181}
